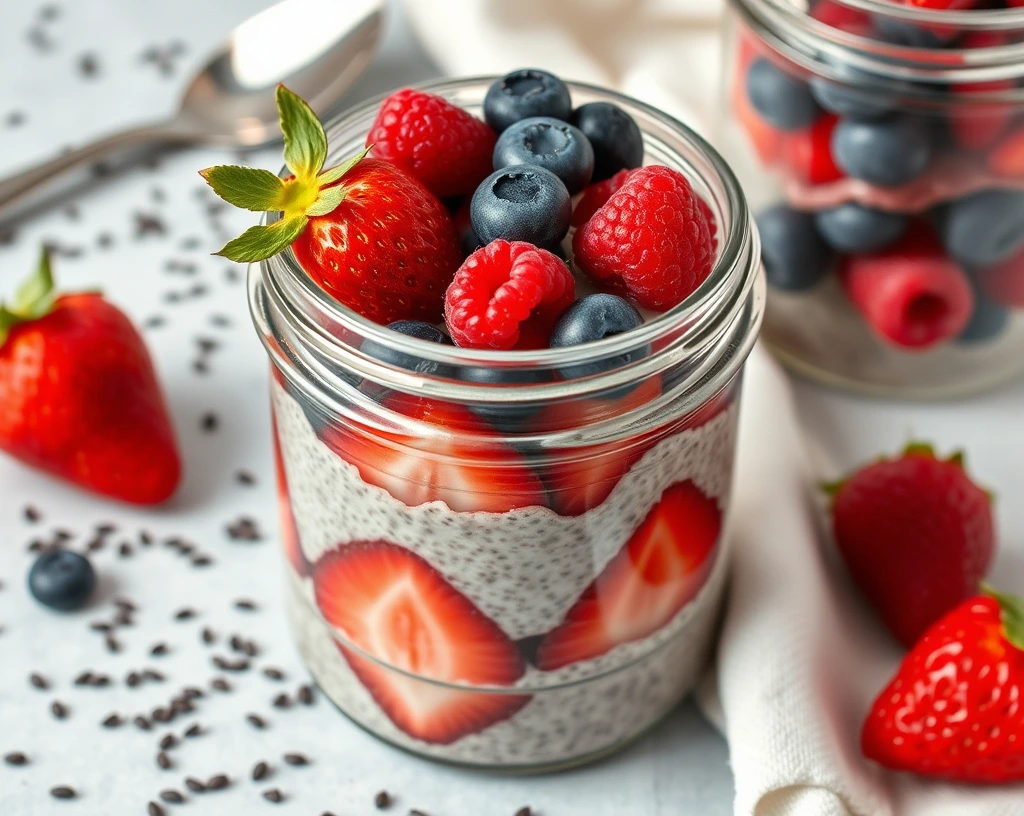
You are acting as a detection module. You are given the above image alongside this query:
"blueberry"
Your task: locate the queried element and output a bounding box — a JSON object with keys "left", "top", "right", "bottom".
{"left": 28, "top": 549, "right": 96, "bottom": 611}
{"left": 756, "top": 205, "right": 834, "bottom": 292}
{"left": 493, "top": 117, "right": 594, "bottom": 195}
{"left": 871, "top": 15, "right": 945, "bottom": 48}
{"left": 361, "top": 321, "right": 452, "bottom": 376}
{"left": 745, "top": 57, "right": 821, "bottom": 132}
{"left": 462, "top": 365, "right": 550, "bottom": 432}
{"left": 832, "top": 116, "right": 934, "bottom": 186}
{"left": 470, "top": 166, "right": 571, "bottom": 249}
{"left": 809, "top": 59, "right": 905, "bottom": 121}
{"left": 957, "top": 287, "right": 1010, "bottom": 345}
{"left": 942, "top": 190, "right": 1024, "bottom": 268}
{"left": 484, "top": 69, "right": 572, "bottom": 133}
{"left": 568, "top": 102, "right": 644, "bottom": 182}
{"left": 814, "top": 203, "right": 908, "bottom": 254}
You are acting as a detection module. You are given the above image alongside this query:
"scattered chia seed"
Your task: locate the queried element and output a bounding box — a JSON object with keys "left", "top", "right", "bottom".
{"left": 283, "top": 753, "right": 308, "bottom": 767}
{"left": 86, "top": 537, "right": 106, "bottom": 553}
{"left": 157, "top": 751, "right": 174, "bottom": 770}
{"left": 4, "top": 752, "right": 28, "bottom": 766}
{"left": 184, "top": 723, "right": 203, "bottom": 738}
{"left": 297, "top": 685, "right": 316, "bottom": 706}
{"left": 180, "top": 236, "right": 202, "bottom": 250}
{"left": 78, "top": 52, "right": 99, "bottom": 77}
{"left": 192, "top": 359, "right": 209, "bottom": 375}
{"left": 209, "top": 313, "right": 231, "bottom": 327}
{"left": 139, "top": 530, "right": 154, "bottom": 546}
{"left": 201, "top": 413, "right": 219, "bottom": 433}
{"left": 515, "top": 808, "right": 533, "bottom": 816}
{"left": 105, "top": 635, "right": 121, "bottom": 653}
{"left": 102, "top": 713, "right": 124, "bottom": 728}
{"left": 143, "top": 315, "right": 166, "bottom": 329}
{"left": 192, "top": 555, "right": 213, "bottom": 567}
{"left": 114, "top": 609, "right": 134, "bottom": 627}
{"left": 50, "top": 786, "right": 76, "bottom": 800}
{"left": 127, "top": 672, "right": 142, "bottom": 688}
{"left": 410, "top": 811, "right": 430, "bottom": 816}
{"left": 272, "top": 693, "right": 291, "bottom": 709}
{"left": 159, "top": 734, "right": 178, "bottom": 751}
{"left": 252, "top": 761, "right": 270, "bottom": 781}
{"left": 144, "top": 669, "right": 166, "bottom": 682}
{"left": 226, "top": 517, "right": 262, "bottom": 542}
{"left": 5, "top": 110, "right": 26, "bottom": 128}
{"left": 210, "top": 677, "right": 231, "bottom": 692}
{"left": 150, "top": 643, "right": 169, "bottom": 657}
{"left": 148, "top": 803, "right": 166, "bottom": 816}
{"left": 159, "top": 790, "right": 184, "bottom": 804}
{"left": 206, "top": 774, "right": 230, "bottom": 791}
{"left": 174, "top": 608, "right": 196, "bottom": 621}
{"left": 262, "top": 667, "right": 285, "bottom": 681}
{"left": 234, "top": 599, "right": 257, "bottom": 611}
{"left": 201, "top": 627, "right": 217, "bottom": 645}
{"left": 51, "top": 700, "right": 69, "bottom": 719}
{"left": 118, "top": 541, "right": 133, "bottom": 558}
{"left": 262, "top": 789, "right": 284, "bottom": 803}
{"left": 235, "top": 470, "right": 256, "bottom": 486}
{"left": 29, "top": 672, "right": 49, "bottom": 690}
{"left": 90, "top": 621, "right": 111, "bottom": 633}
{"left": 246, "top": 713, "right": 267, "bottom": 730}
{"left": 182, "top": 687, "right": 204, "bottom": 700}
{"left": 23, "top": 505, "right": 41, "bottom": 522}
{"left": 135, "top": 715, "right": 152, "bottom": 731}
{"left": 135, "top": 212, "right": 166, "bottom": 238}
{"left": 96, "top": 232, "right": 114, "bottom": 249}
{"left": 153, "top": 708, "right": 173, "bottom": 724}
{"left": 184, "top": 778, "right": 205, "bottom": 793}
{"left": 212, "top": 655, "right": 249, "bottom": 672}
{"left": 375, "top": 791, "right": 392, "bottom": 808}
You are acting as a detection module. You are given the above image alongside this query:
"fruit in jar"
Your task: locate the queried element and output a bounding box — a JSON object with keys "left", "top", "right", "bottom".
{"left": 0, "top": 248, "right": 181, "bottom": 505}
{"left": 987, "top": 125, "right": 1024, "bottom": 178}
{"left": 367, "top": 88, "right": 497, "bottom": 198}
{"left": 977, "top": 245, "right": 1024, "bottom": 308}
{"left": 469, "top": 166, "right": 572, "bottom": 250}
{"left": 814, "top": 203, "right": 908, "bottom": 254}
{"left": 781, "top": 113, "right": 846, "bottom": 185}
{"left": 745, "top": 57, "right": 822, "bottom": 132}
{"left": 549, "top": 293, "right": 648, "bottom": 385}
{"left": 948, "top": 32, "right": 1015, "bottom": 152}
{"left": 571, "top": 169, "right": 635, "bottom": 228}
{"left": 272, "top": 411, "right": 307, "bottom": 577}
{"left": 484, "top": 68, "right": 573, "bottom": 133}
{"left": 569, "top": 102, "right": 645, "bottom": 181}
{"left": 314, "top": 541, "right": 531, "bottom": 744}
{"left": 756, "top": 204, "right": 834, "bottom": 291}
{"left": 28, "top": 549, "right": 96, "bottom": 611}
{"left": 536, "top": 480, "right": 721, "bottom": 669}
{"left": 826, "top": 442, "right": 994, "bottom": 647}
{"left": 360, "top": 320, "right": 453, "bottom": 377}
{"left": 493, "top": 117, "right": 595, "bottom": 195}
{"left": 862, "top": 588, "right": 1024, "bottom": 783}
{"left": 956, "top": 286, "right": 1011, "bottom": 345}
{"left": 831, "top": 116, "right": 934, "bottom": 187}
{"left": 942, "top": 189, "right": 1024, "bottom": 269}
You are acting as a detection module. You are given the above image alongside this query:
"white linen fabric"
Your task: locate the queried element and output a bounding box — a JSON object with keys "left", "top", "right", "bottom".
{"left": 402, "top": 2, "right": 1024, "bottom": 814}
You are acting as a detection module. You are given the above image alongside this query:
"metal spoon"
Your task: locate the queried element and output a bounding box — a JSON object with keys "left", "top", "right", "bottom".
{"left": 0, "top": 0, "right": 383, "bottom": 222}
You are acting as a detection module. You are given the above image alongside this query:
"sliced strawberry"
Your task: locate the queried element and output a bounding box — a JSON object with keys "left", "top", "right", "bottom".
{"left": 320, "top": 394, "right": 547, "bottom": 513}
{"left": 988, "top": 126, "right": 1024, "bottom": 178}
{"left": 271, "top": 408, "right": 306, "bottom": 576}
{"left": 314, "top": 542, "right": 530, "bottom": 743}
{"left": 536, "top": 480, "right": 721, "bottom": 669}
{"left": 782, "top": 114, "right": 845, "bottom": 185}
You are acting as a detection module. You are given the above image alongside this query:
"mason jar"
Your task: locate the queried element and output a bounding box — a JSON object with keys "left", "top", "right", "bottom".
{"left": 249, "top": 77, "right": 764, "bottom": 771}
{"left": 722, "top": 0, "right": 1024, "bottom": 397}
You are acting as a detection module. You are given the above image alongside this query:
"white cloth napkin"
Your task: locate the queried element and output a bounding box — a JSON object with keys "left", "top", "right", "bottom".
{"left": 402, "top": 2, "right": 1024, "bottom": 814}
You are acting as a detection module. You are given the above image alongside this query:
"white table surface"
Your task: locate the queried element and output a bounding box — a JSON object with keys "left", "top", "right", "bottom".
{"left": 1, "top": 2, "right": 1021, "bottom": 816}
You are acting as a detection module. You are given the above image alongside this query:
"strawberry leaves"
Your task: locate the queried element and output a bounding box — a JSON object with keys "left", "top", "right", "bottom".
{"left": 0, "top": 246, "right": 57, "bottom": 347}
{"left": 983, "top": 584, "right": 1024, "bottom": 651}
{"left": 199, "top": 84, "right": 369, "bottom": 264}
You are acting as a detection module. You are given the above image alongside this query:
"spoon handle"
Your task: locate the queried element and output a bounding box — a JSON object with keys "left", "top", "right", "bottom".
{"left": 0, "top": 121, "right": 194, "bottom": 223}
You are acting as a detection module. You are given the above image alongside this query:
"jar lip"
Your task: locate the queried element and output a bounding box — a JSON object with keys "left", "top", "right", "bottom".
{"left": 838, "top": 0, "right": 1024, "bottom": 27}
{"left": 265, "top": 75, "right": 756, "bottom": 372}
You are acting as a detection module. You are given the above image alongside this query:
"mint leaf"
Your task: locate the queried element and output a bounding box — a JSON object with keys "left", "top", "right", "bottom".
{"left": 306, "top": 186, "right": 347, "bottom": 217}
{"left": 277, "top": 85, "right": 326, "bottom": 182}
{"left": 213, "top": 215, "right": 309, "bottom": 263}
{"left": 12, "top": 246, "right": 56, "bottom": 319}
{"left": 317, "top": 146, "right": 371, "bottom": 187}
{"left": 200, "top": 165, "right": 287, "bottom": 212}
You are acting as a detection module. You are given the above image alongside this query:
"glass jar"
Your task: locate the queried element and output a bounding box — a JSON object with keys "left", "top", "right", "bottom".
{"left": 722, "top": 0, "right": 1024, "bottom": 397}
{"left": 249, "top": 77, "right": 764, "bottom": 771}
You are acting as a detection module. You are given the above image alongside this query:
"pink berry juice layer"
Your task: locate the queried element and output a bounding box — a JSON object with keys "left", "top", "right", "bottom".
{"left": 271, "top": 379, "right": 738, "bottom": 764}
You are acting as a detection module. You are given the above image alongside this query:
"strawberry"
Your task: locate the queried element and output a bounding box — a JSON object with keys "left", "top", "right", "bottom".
{"left": 314, "top": 541, "right": 530, "bottom": 744}
{"left": 271, "top": 408, "right": 306, "bottom": 576}
{"left": 862, "top": 588, "right": 1024, "bottom": 783}
{"left": 536, "top": 480, "right": 721, "bottom": 669}
{"left": 987, "top": 125, "right": 1024, "bottom": 178}
{"left": 949, "top": 33, "right": 1015, "bottom": 151}
{"left": 0, "top": 249, "right": 180, "bottom": 505}
{"left": 367, "top": 88, "right": 497, "bottom": 199}
{"left": 978, "top": 245, "right": 1024, "bottom": 308}
{"left": 827, "top": 443, "right": 995, "bottom": 647}
{"left": 320, "top": 393, "right": 547, "bottom": 513}
{"left": 840, "top": 222, "right": 974, "bottom": 349}
{"left": 201, "top": 85, "right": 461, "bottom": 325}
{"left": 573, "top": 166, "right": 715, "bottom": 312}
{"left": 571, "top": 169, "right": 634, "bottom": 228}
{"left": 782, "top": 114, "right": 845, "bottom": 185}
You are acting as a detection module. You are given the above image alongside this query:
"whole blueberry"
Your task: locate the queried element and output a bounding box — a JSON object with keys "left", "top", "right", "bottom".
{"left": 28, "top": 549, "right": 96, "bottom": 611}
{"left": 493, "top": 117, "right": 595, "bottom": 195}
{"left": 809, "top": 59, "right": 906, "bottom": 121}
{"left": 470, "top": 166, "right": 571, "bottom": 249}
{"left": 745, "top": 57, "right": 821, "bottom": 132}
{"left": 361, "top": 321, "right": 452, "bottom": 377}
{"left": 832, "top": 116, "right": 934, "bottom": 187}
{"left": 484, "top": 69, "right": 572, "bottom": 133}
{"left": 872, "top": 15, "right": 945, "bottom": 48}
{"left": 568, "top": 102, "right": 644, "bottom": 182}
{"left": 942, "top": 190, "right": 1024, "bottom": 268}
{"left": 957, "top": 287, "right": 1010, "bottom": 345}
{"left": 756, "top": 205, "right": 834, "bottom": 292}
{"left": 814, "top": 203, "right": 908, "bottom": 254}
{"left": 462, "top": 365, "right": 551, "bottom": 432}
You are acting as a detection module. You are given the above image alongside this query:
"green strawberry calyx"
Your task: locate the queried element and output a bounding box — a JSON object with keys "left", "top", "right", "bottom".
{"left": 982, "top": 584, "right": 1024, "bottom": 652}
{"left": 0, "top": 246, "right": 58, "bottom": 347}
{"left": 199, "top": 84, "right": 369, "bottom": 264}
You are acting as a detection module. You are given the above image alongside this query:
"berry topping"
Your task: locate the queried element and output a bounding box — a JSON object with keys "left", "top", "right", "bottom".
{"left": 28, "top": 549, "right": 96, "bottom": 612}
{"left": 444, "top": 240, "right": 575, "bottom": 351}
{"left": 314, "top": 542, "right": 530, "bottom": 744}
{"left": 942, "top": 189, "right": 1024, "bottom": 269}
{"left": 536, "top": 480, "right": 721, "bottom": 668}
{"left": 571, "top": 169, "right": 634, "bottom": 228}
{"left": 573, "top": 166, "right": 715, "bottom": 311}
{"left": 568, "top": 102, "right": 644, "bottom": 182}
{"left": 831, "top": 116, "right": 934, "bottom": 187}
{"left": 549, "top": 294, "right": 648, "bottom": 386}
{"left": 493, "top": 117, "right": 594, "bottom": 195}
{"left": 367, "top": 88, "right": 497, "bottom": 198}
{"left": 827, "top": 442, "right": 994, "bottom": 647}
{"left": 360, "top": 320, "right": 452, "bottom": 376}
{"left": 840, "top": 223, "right": 974, "bottom": 349}
{"left": 470, "top": 166, "right": 571, "bottom": 249}
{"left": 756, "top": 205, "right": 833, "bottom": 292}
{"left": 483, "top": 69, "right": 572, "bottom": 133}
{"left": 200, "top": 86, "right": 461, "bottom": 325}
{"left": 745, "top": 57, "right": 822, "bottom": 132}
{"left": 781, "top": 113, "right": 845, "bottom": 185}
{"left": 814, "top": 203, "right": 908, "bottom": 255}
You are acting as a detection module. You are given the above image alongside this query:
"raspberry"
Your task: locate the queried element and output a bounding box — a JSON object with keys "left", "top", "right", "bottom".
{"left": 572, "top": 166, "right": 715, "bottom": 311}
{"left": 368, "top": 89, "right": 497, "bottom": 199}
{"left": 570, "top": 169, "right": 634, "bottom": 228}
{"left": 444, "top": 240, "right": 575, "bottom": 350}
{"left": 840, "top": 223, "right": 975, "bottom": 349}
{"left": 782, "top": 114, "right": 845, "bottom": 185}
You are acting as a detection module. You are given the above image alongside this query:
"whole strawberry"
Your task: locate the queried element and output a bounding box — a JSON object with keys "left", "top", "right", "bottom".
{"left": 863, "top": 588, "right": 1024, "bottom": 784}
{"left": 572, "top": 165, "right": 715, "bottom": 311}
{"left": 0, "top": 249, "right": 181, "bottom": 504}
{"left": 201, "top": 85, "right": 461, "bottom": 325}
{"left": 367, "top": 88, "right": 497, "bottom": 199}
{"left": 827, "top": 443, "right": 994, "bottom": 647}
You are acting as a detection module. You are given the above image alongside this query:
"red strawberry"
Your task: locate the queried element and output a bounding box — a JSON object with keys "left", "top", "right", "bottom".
{"left": 320, "top": 393, "right": 547, "bottom": 514}
{"left": 809, "top": 0, "right": 871, "bottom": 28}
{"left": 271, "top": 408, "right": 306, "bottom": 576}
{"left": 827, "top": 443, "right": 994, "bottom": 647}
{"left": 0, "top": 249, "right": 180, "bottom": 505}
{"left": 573, "top": 166, "right": 715, "bottom": 312}
{"left": 444, "top": 240, "right": 575, "bottom": 350}
{"left": 862, "top": 589, "right": 1024, "bottom": 783}
{"left": 571, "top": 169, "right": 635, "bottom": 228}
{"left": 840, "top": 223, "right": 974, "bottom": 349}
{"left": 536, "top": 480, "right": 721, "bottom": 669}
{"left": 949, "top": 33, "right": 1014, "bottom": 151}
{"left": 367, "top": 89, "right": 497, "bottom": 199}
{"left": 201, "top": 86, "right": 461, "bottom": 325}
{"left": 987, "top": 125, "right": 1024, "bottom": 178}
{"left": 782, "top": 114, "right": 845, "bottom": 185}
{"left": 314, "top": 541, "right": 530, "bottom": 744}
{"left": 978, "top": 245, "right": 1024, "bottom": 308}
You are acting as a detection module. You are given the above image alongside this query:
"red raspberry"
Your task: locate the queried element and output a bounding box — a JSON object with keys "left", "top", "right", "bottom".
{"left": 782, "top": 114, "right": 845, "bottom": 185}
{"left": 978, "top": 245, "right": 1024, "bottom": 308}
{"left": 572, "top": 166, "right": 715, "bottom": 312}
{"left": 444, "top": 240, "right": 575, "bottom": 350}
{"left": 368, "top": 89, "right": 497, "bottom": 199}
{"left": 571, "top": 169, "right": 634, "bottom": 228}
{"left": 950, "top": 32, "right": 1014, "bottom": 152}
{"left": 840, "top": 223, "right": 975, "bottom": 349}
